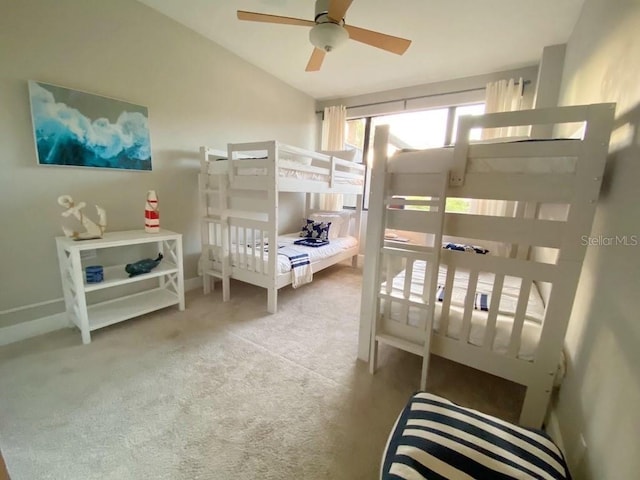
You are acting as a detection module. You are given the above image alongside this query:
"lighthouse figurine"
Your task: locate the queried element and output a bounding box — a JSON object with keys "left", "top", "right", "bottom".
{"left": 145, "top": 190, "right": 160, "bottom": 233}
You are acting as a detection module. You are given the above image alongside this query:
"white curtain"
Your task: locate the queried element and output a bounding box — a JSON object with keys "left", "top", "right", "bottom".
{"left": 472, "top": 79, "right": 525, "bottom": 255}
{"left": 319, "top": 105, "right": 346, "bottom": 211}
{"left": 482, "top": 77, "right": 527, "bottom": 139}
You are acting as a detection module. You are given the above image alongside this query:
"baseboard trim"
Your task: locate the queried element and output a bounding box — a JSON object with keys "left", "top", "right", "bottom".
{"left": 0, "top": 312, "right": 70, "bottom": 346}
{"left": 184, "top": 276, "right": 202, "bottom": 292}
{"left": 0, "top": 277, "right": 203, "bottom": 346}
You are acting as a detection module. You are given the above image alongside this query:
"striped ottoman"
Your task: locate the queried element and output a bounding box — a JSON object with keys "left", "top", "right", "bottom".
{"left": 381, "top": 393, "right": 570, "bottom": 480}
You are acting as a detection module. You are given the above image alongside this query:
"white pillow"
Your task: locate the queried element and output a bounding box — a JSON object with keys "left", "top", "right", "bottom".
{"left": 308, "top": 213, "right": 342, "bottom": 240}
{"left": 309, "top": 211, "right": 352, "bottom": 238}
{"left": 319, "top": 149, "right": 357, "bottom": 162}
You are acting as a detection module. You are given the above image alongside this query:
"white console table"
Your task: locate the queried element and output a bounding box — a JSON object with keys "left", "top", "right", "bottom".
{"left": 55, "top": 229, "right": 185, "bottom": 344}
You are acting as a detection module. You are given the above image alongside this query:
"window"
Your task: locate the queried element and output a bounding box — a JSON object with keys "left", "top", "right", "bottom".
{"left": 342, "top": 103, "right": 484, "bottom": 210}
{"left": 345, "top": 118, "right": 366, "bottom": 163}
{"left": 370, "top": 109, "right": 449, "bottom": 151}
{"left": 451, "top": 103, "right": 485, "bottom": 142}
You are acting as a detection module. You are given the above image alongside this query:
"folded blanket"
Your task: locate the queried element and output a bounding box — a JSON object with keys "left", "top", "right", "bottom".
{"left": 294, "top": 238, "right": 329, "bottom": 248}
{"left": 437, "top": 286, "right": 489, "bottom": 311}
{"left": 278, "top": 246, "right": 312, "bottom": 288}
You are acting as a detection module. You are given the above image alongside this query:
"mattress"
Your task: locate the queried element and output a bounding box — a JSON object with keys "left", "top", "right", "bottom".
{"left": 382, "top": 261, "right": 546, "bottom": 360}
{"left": 232, "top": 233, "right": 358, "bottom": 274}
{"left": 236, "top": 159, "right": 364, "bottom": 185}
{"left": 391, "top": 139, "right": 578, "bottom": 174}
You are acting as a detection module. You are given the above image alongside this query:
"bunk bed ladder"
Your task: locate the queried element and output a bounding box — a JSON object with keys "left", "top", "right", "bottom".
{"left": 366, "top": 128, "right": 448, "bottom": 390}
{"left": 419, "top": 181, "right": 447, "bottom": 390}
{"left": 199, "top": 148, "right": 231, "bottom": 300}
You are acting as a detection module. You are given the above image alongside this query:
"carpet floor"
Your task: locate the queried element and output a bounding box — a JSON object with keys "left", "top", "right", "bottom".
{"left": 0, "top": 264, "right": 524, "bottom": 479}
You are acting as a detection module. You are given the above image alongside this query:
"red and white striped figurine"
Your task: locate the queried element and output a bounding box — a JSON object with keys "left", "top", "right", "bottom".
{"left": 145, "top": 190, "right": 160, "bottom": 233}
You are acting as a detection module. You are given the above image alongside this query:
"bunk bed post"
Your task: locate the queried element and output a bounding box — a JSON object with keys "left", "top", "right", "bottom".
{"left": 359, "top": 125, "right": 390, "bottom": 363}
{"left": 352, "top": 193, "right": 363, "bottom": 267}
{"left": 520, "top": 103, "right": 616, "bottom": 427}
{"left": 267, "top": 141, "right": 279, "bottom": 314}
{"left": 199, "top": 147, "right": 212, "bottom": 295}
{"left": 221, "top": 146, "right": 233, "bottom": 302}
{"left": 450, "top": 115, "right": 473, "bottom": 186}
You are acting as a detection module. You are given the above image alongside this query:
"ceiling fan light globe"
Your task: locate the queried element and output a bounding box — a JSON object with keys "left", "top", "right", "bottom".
{"left": 309, "top": 23, "right": 348, "bottom": 52}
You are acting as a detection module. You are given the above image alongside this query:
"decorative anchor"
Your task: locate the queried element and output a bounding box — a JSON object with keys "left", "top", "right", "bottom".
{"left": 57, "top": 195, "right": 107, "bottom": 240}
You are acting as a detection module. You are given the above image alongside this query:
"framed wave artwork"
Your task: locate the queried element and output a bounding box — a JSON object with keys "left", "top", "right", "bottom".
{"left": 28, "top": 80, "right": 152, "bottom": 171}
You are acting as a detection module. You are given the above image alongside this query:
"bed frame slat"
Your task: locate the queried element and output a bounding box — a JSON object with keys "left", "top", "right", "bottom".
{"left": 470, "top": 138, "right": 581, "bottom": 159}
{"left": 455, "top": 173, "right": 575, "bottom": 202}
{"left": 438, "top": 266, "right": 456, "bottom": 336}
{"left": 400, "top": 260, "right": 415, "bottom": 324}
{"left": 507, "top": 278, "right": 534, "bottom": 358}
{"left": 459, "top": 271, "right": 479, "bottom": 343}
{"left": 482, "top": 274, "right": 505, "bottom": 351}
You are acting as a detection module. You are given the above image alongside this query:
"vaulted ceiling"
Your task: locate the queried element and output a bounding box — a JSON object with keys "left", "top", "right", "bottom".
{"left": 138, "top": 0, "right": 585, "bottom": 100}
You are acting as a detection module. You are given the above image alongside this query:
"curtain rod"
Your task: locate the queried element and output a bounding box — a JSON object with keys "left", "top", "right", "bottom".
{"left": 315, "top": 79, "right": 531, "bottom": 115}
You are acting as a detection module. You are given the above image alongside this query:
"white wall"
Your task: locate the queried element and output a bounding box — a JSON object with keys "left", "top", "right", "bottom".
{"left": 0, "top": 0, "right": 315, "bottom": 329}
{"left": 552, "top": 1, "right": 640, "bottom": 478}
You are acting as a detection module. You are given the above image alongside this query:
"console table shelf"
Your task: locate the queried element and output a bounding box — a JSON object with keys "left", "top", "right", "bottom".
{"left": 56, "top": 229, "right": 185, "bottom": 344}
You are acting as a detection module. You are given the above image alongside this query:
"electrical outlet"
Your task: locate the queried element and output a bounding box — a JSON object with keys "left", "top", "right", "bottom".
{"left": 80, "top": 249, "right": 97, "bottom": 262}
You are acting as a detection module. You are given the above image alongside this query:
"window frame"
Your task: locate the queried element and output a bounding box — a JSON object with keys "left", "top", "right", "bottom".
{"left": 344, "top": 102, "right": 485, "bottom": 210}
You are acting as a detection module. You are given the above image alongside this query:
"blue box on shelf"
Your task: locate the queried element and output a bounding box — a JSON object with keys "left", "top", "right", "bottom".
{"left": 85, "top": 265, "right": 104, "bottom": 283}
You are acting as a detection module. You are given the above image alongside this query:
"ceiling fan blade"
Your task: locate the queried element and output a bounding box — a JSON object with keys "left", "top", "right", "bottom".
{"left": 305, "top": 48, "right": 326, "bottom": 72}
{"left": 237, "top": 10, "right": 315, "bottom": 27}
{"left": 344, "top": 25, "right": 411, "bottom": 55}
{"left": 328, "top": 0, "right": 354, "bottom": 22}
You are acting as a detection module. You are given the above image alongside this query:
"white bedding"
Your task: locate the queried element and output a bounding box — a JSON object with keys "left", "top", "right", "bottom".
{"left": 232, "top": 233, "right": 358, "bottom": 274}
{"left": 382, "top": 261, "right": 546, "bottom": 360}
{"left": 391, "top": 139, "right": 578, "bottom": 174}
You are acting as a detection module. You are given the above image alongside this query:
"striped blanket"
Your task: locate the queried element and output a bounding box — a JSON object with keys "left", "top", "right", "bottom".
{"left": 278, "top": 246, "right": 312, "bottom": 288}
{"left": 436, "top": 287, "right": 489, "bottom": 311}
{"left": 382, "top": 393, "right": 570, "bottom": 480}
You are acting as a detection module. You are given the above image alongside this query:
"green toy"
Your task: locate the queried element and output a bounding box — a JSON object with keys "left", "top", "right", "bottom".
{"left": 125, "top": 253, "right": 163, "bottom": 277}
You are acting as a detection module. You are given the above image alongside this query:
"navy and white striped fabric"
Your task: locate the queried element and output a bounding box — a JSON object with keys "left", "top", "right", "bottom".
{"left": 278, "top": 246, "right": 312, "bottom": 288}
{"left": 436, "top": 287, "right": 489, "bottom": 312}
{"left": 382, "top": 393, "right": 571, "bottom": 480}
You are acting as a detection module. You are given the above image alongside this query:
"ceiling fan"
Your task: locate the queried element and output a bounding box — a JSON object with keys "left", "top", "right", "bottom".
{"left": 237, "top": 0, "right": 412, "bottom": 72}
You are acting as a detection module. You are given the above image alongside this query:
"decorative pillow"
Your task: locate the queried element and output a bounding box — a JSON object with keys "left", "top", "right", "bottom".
{"left": 382, "top": 392, "right": 571, "bottom": 480}
{"left": 300, "top": 219, "right": 331, "bottom": 241}
{"left": 310, "top": 211, "right": 352, "bottom": 237}
{"left": 442, "top": 242, "right": 489, "bottom": 254}
{"left": 309, "top": 213, "right": 343, "bottom": 240}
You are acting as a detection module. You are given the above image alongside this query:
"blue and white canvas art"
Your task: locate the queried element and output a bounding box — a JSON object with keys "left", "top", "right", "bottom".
{"left": 28, "top": 81, "right": 152, "bottom": 171}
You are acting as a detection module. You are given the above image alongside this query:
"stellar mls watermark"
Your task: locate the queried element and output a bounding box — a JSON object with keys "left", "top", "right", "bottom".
{"left": 581, "top": 235, "right": 639, "bottom": 246}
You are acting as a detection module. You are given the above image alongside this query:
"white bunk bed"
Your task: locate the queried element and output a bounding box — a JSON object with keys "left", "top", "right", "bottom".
{"left": 199, "top": 141, "right": 365, "bottom": 313}
{"left": 360, "top": 103, "right": 616, "bottom": 428}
